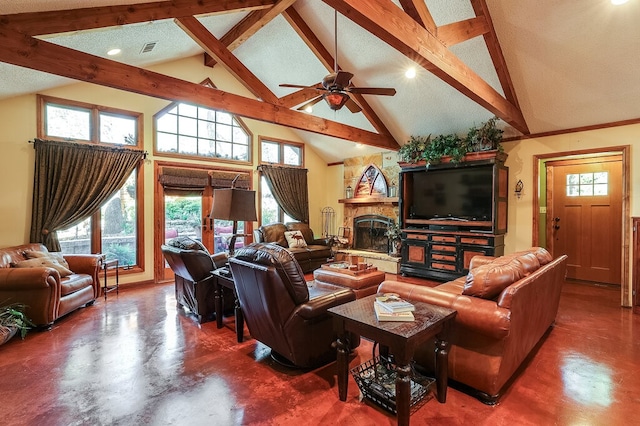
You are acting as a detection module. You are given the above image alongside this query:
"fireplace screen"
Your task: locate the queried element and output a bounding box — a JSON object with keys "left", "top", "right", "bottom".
{"left": 353, "top": 215, "right": 394, "bottom": 253}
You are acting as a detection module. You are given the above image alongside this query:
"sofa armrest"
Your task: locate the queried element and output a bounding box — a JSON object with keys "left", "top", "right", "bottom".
{"left": 0, "top": 267, "right": 61, "bottom": 290}
{"left": 64, "top": 254, "right": 101, "bottom": 276}
{"left": 309, "top": 237, "right": 330, "bottom": 246}
{"left": 296, "top": 283, "right": 355, "bottom": 320}
{"left": 379, "top": 280, "right": 510, "bottom": 340}
{"left": 0, "top": 268, "right": 61, "bottom": 325}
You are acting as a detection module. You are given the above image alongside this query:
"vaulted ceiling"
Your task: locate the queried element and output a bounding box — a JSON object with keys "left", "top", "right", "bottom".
{"left": 0, "top": 0, "right": 638, "bottom": 163}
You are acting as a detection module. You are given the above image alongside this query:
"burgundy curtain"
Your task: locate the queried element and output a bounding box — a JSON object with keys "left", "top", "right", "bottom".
{"left": 258, "top": 165, "right": 309, "bottom": 223}
{"left": 30, "top": 139, "right": 145, "bottom": 251}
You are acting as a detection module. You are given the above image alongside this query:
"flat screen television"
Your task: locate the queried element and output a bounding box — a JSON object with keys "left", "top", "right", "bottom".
{"left": 406, "top": 165, "right": 494, "bottom": 221}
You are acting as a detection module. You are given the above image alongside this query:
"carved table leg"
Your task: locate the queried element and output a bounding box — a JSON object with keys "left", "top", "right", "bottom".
{"left": 336, "top": 332, "right": 349, "bottom": 401}
{"left": 395, "top": 362, "right": 412, "bottom": 426}
{"left": 434, "top": 334, "right": 450, "bottom": 403}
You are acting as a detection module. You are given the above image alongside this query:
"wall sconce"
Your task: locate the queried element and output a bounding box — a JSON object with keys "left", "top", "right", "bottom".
{"left": 514, "top": 179, "right": 524, "bottom": 199}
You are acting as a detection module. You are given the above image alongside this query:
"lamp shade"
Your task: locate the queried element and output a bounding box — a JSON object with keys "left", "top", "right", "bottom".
{"left": 323, "top": 92, "right": 349, "bottom": 110}
{"left": 211, "top": 188, "right": 257, "bottom": 222}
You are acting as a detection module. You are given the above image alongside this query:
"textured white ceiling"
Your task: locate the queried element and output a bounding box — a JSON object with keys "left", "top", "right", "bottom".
{"left": 1, "top": 0, "right": 639, "bottom": 163}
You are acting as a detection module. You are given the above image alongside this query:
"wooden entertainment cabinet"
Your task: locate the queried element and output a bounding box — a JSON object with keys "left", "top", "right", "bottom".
{"left": 399, "top": 151, "right": 508, "bottom": 281}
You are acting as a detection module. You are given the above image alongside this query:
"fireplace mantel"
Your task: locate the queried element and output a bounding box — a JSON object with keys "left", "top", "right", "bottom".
{"left": 339, "top": 196, "right": 398, "bottom": 205}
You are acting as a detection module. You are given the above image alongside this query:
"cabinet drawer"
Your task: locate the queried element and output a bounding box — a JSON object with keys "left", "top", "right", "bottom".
{"left": 407, "top": 234, "right": 428, "bottom": 240}
{"left": 460, "top": 237, "right": 490, "bottom": 245}
{"left": 431, "top": 253, "right": 456, "bottom": 262}
{"left": 431, "top": 262, "right": 457, "bottom": 271}
{"left": 432, "top": 235, "right": 456, "bottom": 243}
{"left": 432, "top": 244, "right": 456, "bottom": 253}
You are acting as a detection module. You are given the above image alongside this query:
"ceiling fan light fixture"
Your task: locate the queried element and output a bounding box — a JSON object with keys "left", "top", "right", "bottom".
{"left": 405, "top": 67, "right": 417, "bottom": 79}
{"left": 323, "top": 92, "right": 350, "bottom": 110}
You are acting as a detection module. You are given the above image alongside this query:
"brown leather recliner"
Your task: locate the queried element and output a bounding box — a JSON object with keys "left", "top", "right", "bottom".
{"left": 0, "top": 243, "right": 101, "bottom": 327}
{"left": 229, "top": 243, "right": 359, "bottom": 368}
{"left": 161, "top": 240, "right": 233, "bottom": 324}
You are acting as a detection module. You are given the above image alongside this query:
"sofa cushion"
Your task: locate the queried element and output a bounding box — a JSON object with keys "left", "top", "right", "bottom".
{"left": 285, "top": 230, "right": 308, "bottom": 248}
{"left": 24, "top": 249, "right": 71, "bottom": 270}
{"left": 463, "top": 259, "right": 524, "bottom": 299}
{"left": 168, "top": 236, "right": 209, "bottom": 254}
{"left": 13, "top": 257, "right": 74, "bottom": 277}
{"left": 285, "top": 222, "right": 314, "bottom": 245}
{"left": 60, "top": 274, "right": 94, "bottom": 296}
{"left": 260, "top": 223, "right": 288, "bottom": 247}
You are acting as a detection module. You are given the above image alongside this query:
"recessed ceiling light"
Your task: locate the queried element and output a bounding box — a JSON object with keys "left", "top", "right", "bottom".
{"left": 405, "top": 67, "right": 416, "bottom": 79}
{"left": 304, "top": 105, "right": 313, "bottom": 113}
{"left": 107, "top": 48, "right": 121, "bottom": 56}
{"left": 611, "top": 0, "right": 628, "bottom": 4}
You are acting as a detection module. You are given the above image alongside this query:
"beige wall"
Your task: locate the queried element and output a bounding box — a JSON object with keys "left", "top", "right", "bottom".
{"left": 0, "top": 55, "right": 330, "bottom": 284}
{"left": 502, "top": 123, "right": 639, "bottom": 305}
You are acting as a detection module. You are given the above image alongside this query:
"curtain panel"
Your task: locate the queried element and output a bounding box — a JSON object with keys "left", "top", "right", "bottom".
{"left": 30, "top": 139, "right": 145, "bottom": 251}
{"left": 258, "top": 165, "right": 309, "bottom": 223}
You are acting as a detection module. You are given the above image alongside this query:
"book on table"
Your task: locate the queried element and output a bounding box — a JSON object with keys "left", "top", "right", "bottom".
{"left": 375, "top": 294, "right": 415, "bottom": 313}
{"left": 373, "top": 303, "right": 415, "bottom": 322}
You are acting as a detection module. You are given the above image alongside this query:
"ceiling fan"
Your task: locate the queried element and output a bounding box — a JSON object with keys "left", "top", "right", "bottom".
{"left": 279, "top": 10, "right": 396, "bottom": 113}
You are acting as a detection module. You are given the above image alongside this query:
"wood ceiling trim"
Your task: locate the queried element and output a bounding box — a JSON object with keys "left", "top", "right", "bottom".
{"left": 470, "top": 0, "right": 521, "bottom": 110}
{"left": 437, "top": 16, "right": 490, "bottom": 47}
{"left": 0, "top": 27, "right": 399, "bottom": 150}
{"left": 204, "top": 0, "right": 298, "bottom": 67}
{"left": 282, "top": 6, "right": 393, "bottom": 137}
{"left": 175, "top": 16, "right": 279, "bottom": 104}
{"left": 0, "top": 0, "right": 276, "bottom": 37}
{"left": 398, "top": 0, "right": 437, "bottom": 35}
{"left": 325, "top": 0, "right": 529, "bottom": 135}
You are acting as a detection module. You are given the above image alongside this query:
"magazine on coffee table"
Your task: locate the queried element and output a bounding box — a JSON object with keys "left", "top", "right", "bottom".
{"left": 375, "top": 294, "right": 415, "bottom": 313}
{"left": 373, "top": 303, "right": 415, "bottom": 322}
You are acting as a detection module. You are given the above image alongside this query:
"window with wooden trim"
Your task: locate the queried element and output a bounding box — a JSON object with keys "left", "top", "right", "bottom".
{"left": 259, "top": 137, "right": 304, "bottom": 225}
{"left": 37, "top": 95, "right": 144, "bottom": 270}
{"left": 154, "top": 103, "right": 251, "bottom": 162}
{"left": 566, "top": 172, "right": 609, "bottom": 196}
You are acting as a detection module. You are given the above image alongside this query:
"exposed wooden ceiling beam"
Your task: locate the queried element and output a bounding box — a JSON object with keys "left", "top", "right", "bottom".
{"left": 0, "top": 27, "right": 398, "bottom": 150}
{"left": 398, "top": 0, "right": 436, "bottom": 35}
{"left": 175, "top": 16, "right": 279, "bottom": 104}
{"left": 281, "top": 6, "right": 393, "bottom": 136}
{"left": 0, "top": 0, "right": 276, "bottom": 37}
{"left": 204, "top": 0, "right": 297, "bottom": 67}
{"left": 437, "top": 16, "right": 490, "bottom": 47}
{"left": 470, "top": 0, "right": 521, "bottom": 110}
{"left": 324, "top": 0, "right": 529, "bottom": 134}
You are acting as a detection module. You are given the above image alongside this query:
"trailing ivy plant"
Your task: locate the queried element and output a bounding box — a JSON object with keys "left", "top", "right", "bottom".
{"left": 398, "top": 134, "right": 431, "bottom": 163}
{"left": 0, "top": 303, "right": 34, "bottom": 339}
{"left": 466, "top": 116, "right": 504, "bottom": 152}
{"left": 422, "top": 133, "right": 468, "bottom": 164}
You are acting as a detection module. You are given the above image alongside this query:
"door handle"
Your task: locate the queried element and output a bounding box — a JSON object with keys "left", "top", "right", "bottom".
{"left": 553, "top": 217, "right": 560, "bottom": 230}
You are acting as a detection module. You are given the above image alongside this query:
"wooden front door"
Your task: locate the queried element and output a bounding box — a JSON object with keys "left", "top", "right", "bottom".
{"left": 546, "top": 155, "right": 622, "bottom": 285}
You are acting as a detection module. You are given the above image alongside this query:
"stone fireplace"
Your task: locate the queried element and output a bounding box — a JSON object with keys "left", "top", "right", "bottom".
{"left": 353, "top": 214, "right": 394, "bottom": 253}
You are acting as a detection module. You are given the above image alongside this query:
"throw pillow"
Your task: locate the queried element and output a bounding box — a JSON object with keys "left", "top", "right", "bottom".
{"left": 168, "top": 236, "right": 209, "bottom": 254}
{"left": 14, "top": 257, "right": 74, "bottom": 277}
{"left": 24, "top": 250, "right": 71, "bottom": 270}
{"left": 284, "top": 230, "right": 308, "bottom": 248}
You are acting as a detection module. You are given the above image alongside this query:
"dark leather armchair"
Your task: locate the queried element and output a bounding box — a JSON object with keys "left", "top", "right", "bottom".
{"left": 229, "top": 243, "right": 359, "bottom": 369}
{"left": 161, "top": 240, "right": 233, "bottom": 324}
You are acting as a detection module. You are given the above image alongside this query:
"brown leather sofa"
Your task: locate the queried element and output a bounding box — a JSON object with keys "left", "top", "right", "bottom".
{"left": 0, "top": 243, "right": 102, "bottom": 327}
{"left": 379, "top": 247, "right": 568, "bottom": 403}
{"left": 229, "top": 243, "right": 359, "bottom": 368}
{"left": 253, "top": 222, "right": 331, "bottom": 273}
{"left": 161, "top": 238, "right": 233, "bottom": 324}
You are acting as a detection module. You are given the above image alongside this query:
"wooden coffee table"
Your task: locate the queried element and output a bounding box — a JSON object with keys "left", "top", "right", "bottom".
{"left": 328, "top": 295, "right": 456, "bottom": 426}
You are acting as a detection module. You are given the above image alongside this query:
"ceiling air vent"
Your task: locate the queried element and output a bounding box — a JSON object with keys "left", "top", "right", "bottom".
{"left": 140, "top": 42, "right": 157, "bottom": 54}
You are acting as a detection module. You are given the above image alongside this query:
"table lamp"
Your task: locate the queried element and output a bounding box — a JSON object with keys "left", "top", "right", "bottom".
{"left": 211, "top": 177, "right": 257, "bottom": 257}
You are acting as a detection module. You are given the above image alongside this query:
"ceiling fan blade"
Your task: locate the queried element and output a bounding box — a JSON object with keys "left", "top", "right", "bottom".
{"left": 333, "top": 71, "right": 354, "bottom": 88}
{"left": 279, "top": 83, "right": 324, "bottom": 90}
{"left": 348, "top": 87, "right": 397, "bottom": 96}
{"left": 344, "top": 97, "right": 362, "bottom": 113}
{"left": 296, "top": 96, "right": 324, "bottom": 111}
